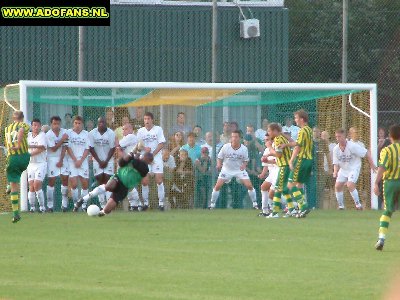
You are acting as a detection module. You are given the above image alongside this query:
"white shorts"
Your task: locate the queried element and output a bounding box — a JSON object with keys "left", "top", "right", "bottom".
{"left": 148, "top": 155, "right": 163, "bottom": 174}
{"left": 93, "top": 160, "right": 114, "bottom": 177}
{"left": 47, "top": 157, "right": 69, "bottom": 177}
{"left": 336, "top": 168, "right": 361, "bottom": 184}
{"left": 68, "top": 158, "right": 89, "bottom": 179}
{"left": 27, "top": 162, "right": 47, "bottom": 182}
{"left": 265, "top": 167, "right": 279, "bottom": 190}
{"left": 218, "top": 168, "right": 249, "bottom": 183}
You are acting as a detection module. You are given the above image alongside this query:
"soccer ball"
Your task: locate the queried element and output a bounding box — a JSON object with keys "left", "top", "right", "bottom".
{"left": 87, "top": 205, "right": 100, "bottom": 216}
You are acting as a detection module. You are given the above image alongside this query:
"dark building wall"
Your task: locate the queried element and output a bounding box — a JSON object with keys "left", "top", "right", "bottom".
{"left": 1, "top": 4, "right": 288, "bottom": 85}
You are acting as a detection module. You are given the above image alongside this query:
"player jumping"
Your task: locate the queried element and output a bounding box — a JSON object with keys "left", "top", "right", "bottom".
{"left": 73, "top": 151, "right": 153, "bottom": 216}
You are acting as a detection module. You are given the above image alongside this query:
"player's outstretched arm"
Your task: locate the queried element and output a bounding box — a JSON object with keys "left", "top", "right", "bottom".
{"left": 279, "top": 140, "right": 297, "bottom": 149}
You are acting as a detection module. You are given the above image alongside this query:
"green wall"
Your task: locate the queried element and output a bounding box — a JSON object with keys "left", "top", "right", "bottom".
{"left": 1, "top": 4, "right": 288, "bottom": 85}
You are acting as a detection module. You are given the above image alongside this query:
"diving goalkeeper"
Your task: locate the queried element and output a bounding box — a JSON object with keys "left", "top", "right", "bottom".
{"left": 73, "top": 150, "right": 153, "bottom": 216}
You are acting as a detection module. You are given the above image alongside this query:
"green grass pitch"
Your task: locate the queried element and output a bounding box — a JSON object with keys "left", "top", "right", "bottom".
{"left": 1, "top": 209, "right": 399, "bottom": 299}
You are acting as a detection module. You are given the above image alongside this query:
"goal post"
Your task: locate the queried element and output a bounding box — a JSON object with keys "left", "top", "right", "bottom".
{"left": 10, "top": 81, "right": 379, "bottom": 211}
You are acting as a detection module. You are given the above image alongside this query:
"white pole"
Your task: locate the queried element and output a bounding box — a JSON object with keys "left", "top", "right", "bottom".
{"left": 78, "top": 26, "right": 85, "bottom": 117}
{"left": 341, "top": 0, "right": 349, "bottom": 129}
{"left": 370, "top": 86, "right": 378, "bottom": 209}
{"left": 19, "top": 83, "right": 28, "bottom": 212}
{"left": 20, "top": 81, "right": 377, "bottom": 92}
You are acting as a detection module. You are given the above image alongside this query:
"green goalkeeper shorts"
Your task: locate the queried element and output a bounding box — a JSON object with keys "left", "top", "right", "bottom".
{"left": 6, "top": 153, "right": 30, "bottom": 183}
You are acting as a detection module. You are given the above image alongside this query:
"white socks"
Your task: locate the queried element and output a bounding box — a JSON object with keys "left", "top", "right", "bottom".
{"left": 128, "top": 188, "right": 141, "bottom": 207}
{"left": 210, "top": 189, "right": 220, "bottom": 208}
{"left": 28, "top": 191, "right": 36, "bottom": 210}
{"left": 335, "top": 191, "right": 344, "bottom": 208}
{"left": 142, "top": 185, "right": 149, "bottom": 206}
{"left": 83, "top": 185, "right": 106, "bottom": 202}
{"left": 98, "top": 194, "right": 106, "bottom": 208}
{"left": 261, "top": 191, "right": 269, "bottom": 213}
{"left": 71, "top": 188, "right": 78, "bottom": 204}
{"left": 29, "top": 190, "right": 45, "bottom": 211}
{"left": 350, "top": 189, "right": 361, "bottom": 206}
{"left": 139, "top": 184, "right": 165, "bottom": 207}
{"left": 61, "top": 185, "right": 69, "bottom": 208}
{"left": 106, "top": 191, "right": 112, "bottom": 202}
{"left": 46, "top": 186, "right": 54, "bottom": 209}
{"left": 248, "top": 189, "right": 257, "bottom": 207}
{"left": 268, "top": 197, "right": 273, "bottom": 208}
{"left": 157, "top": 183, "right": 165, "bottom": 207}
{"left": 81, "top": 189, "right": 89, "bottom": 208}
{"left": 36, "top": 189, "right": 45, "bottom": 211}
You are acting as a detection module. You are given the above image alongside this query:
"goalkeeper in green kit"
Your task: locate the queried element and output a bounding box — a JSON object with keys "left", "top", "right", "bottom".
{"left": 74, "top": 148, "right": 153, "bottom": 216}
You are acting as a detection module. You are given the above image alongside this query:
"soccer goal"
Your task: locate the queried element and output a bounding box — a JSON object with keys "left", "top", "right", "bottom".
{"left": 0, "top": 81, "right": 378, "bottom": 212}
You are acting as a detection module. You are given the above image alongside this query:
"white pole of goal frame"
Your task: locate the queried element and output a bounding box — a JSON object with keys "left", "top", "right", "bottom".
{"left": 370, "top": 86, "right": 378, "bottom": 209}
{"left": 18, "top": 80, "right": 379, "bottom": 209}
{"left": 19, "top": 82, "right": 28, "bottom": 212}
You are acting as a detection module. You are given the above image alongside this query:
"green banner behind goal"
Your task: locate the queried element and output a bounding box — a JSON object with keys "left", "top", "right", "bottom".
{"left": 0, "top": 81, "right": 378, "bottom": 213}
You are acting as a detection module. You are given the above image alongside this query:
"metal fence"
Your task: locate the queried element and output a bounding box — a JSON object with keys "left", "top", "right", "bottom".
{"left": 0, "top": 0, "right": 399, "bottom": 211}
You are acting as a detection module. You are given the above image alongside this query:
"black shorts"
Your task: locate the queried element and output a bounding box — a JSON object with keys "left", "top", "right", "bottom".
{"left": 110, "top": 175, "right": 129, "bottom": 203}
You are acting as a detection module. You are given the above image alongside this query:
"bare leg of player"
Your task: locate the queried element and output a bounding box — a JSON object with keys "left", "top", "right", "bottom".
{"left": 99, "top": 198, "right": 117, "bottom": 216}
{"left": 99, "top": 179, "right": 119, "bottom": 216}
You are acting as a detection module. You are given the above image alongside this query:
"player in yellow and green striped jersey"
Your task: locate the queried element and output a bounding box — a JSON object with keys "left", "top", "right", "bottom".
{"left": 265, "top": 123, "right": 294, "bottom": 218}
{"left": 4, "top": 110, "right": 31, "bottom": 223}
{"left": 280, "top": 110, "right": 313, "bottom": 218}
{"left": 374, "top": 124, "right": 400, "bottom": 251}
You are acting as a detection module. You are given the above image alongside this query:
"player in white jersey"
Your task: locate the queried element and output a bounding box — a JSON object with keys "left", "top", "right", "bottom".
{"left": 209, "top": 130, "right": 258, "bottom": 209}
{"left": 333, "top": 128, "right": 376, "bottom": 209}
{"left": 258, "top": 133, "right": 279, "bottom": 216}
{"left": 88, "top": 117, "right": 116, "bottom": 209}
{"left": 27, "top": 119, "right": 47, "bottom": 213}
{"left": 136, "top": 112, "right": 166, "bottom": 210}
{"left": 46, "top": 116, "right": 69, "bottom": 212}
{"left": 67, "top": 116, "right": 90, "bottom": 210}
{"left": 116, "top": 123, "right": 143, "bottom": 211}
